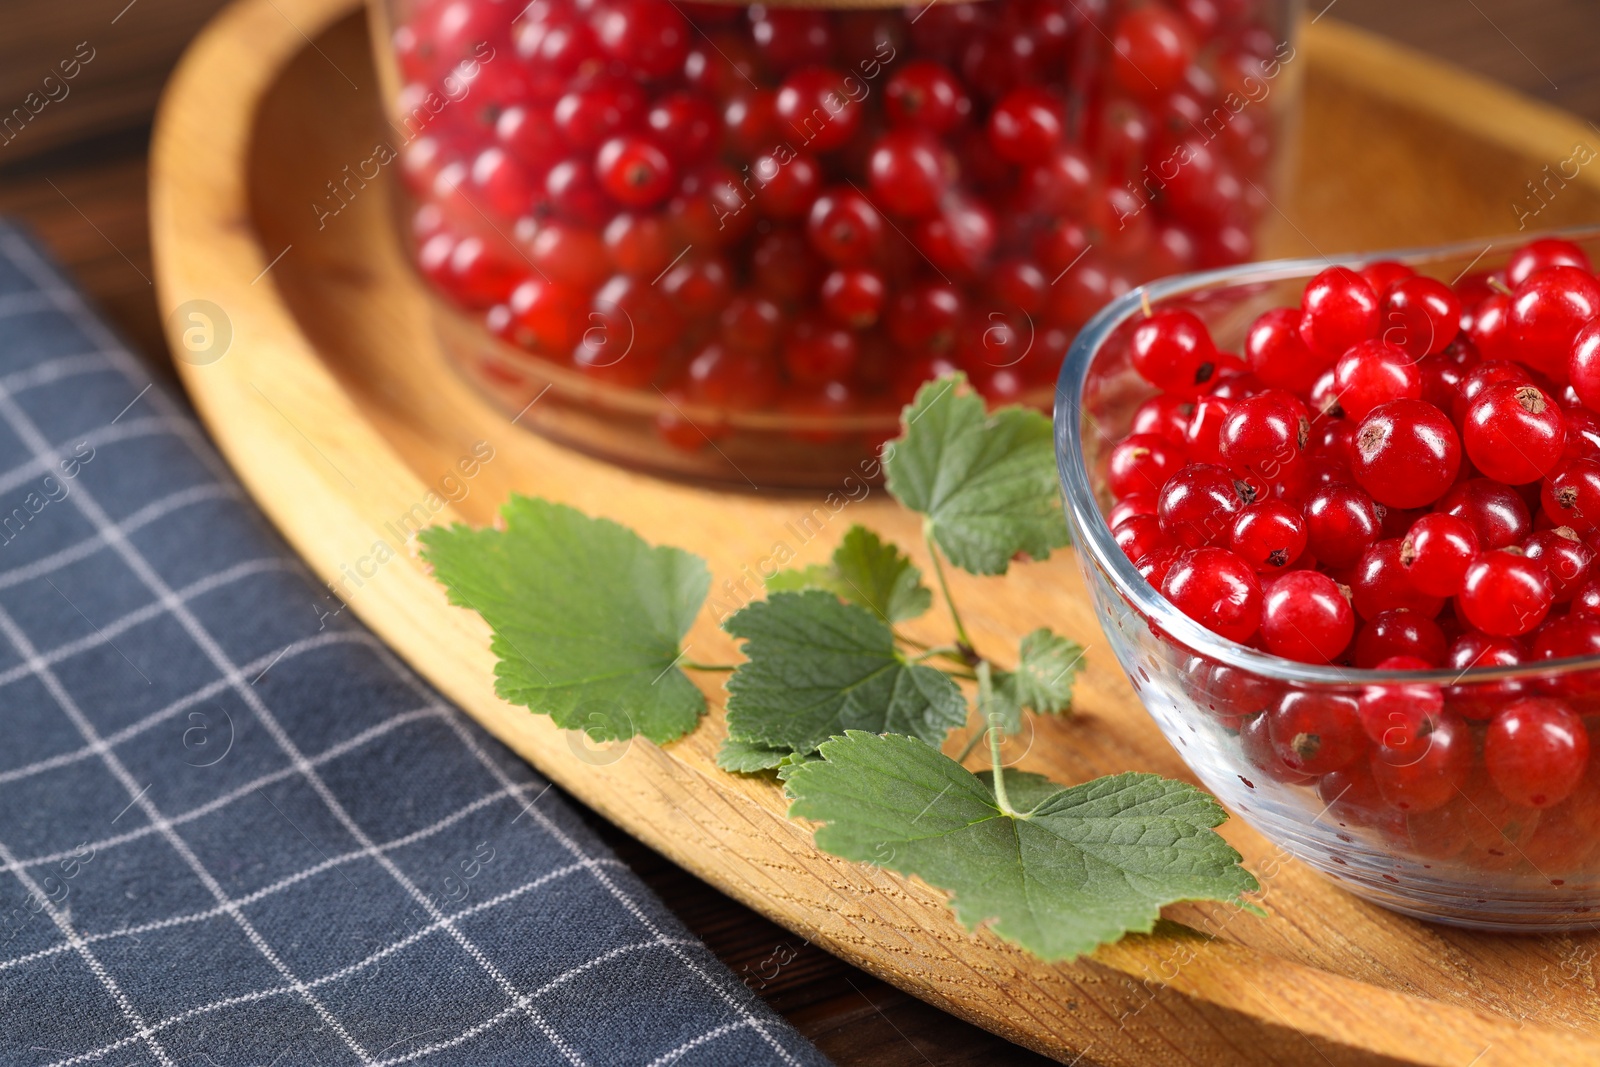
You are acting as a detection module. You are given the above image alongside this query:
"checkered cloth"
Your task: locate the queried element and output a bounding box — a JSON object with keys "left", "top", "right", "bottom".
{"left": 0, "top": 224, "right": 830, "bottom": 1067}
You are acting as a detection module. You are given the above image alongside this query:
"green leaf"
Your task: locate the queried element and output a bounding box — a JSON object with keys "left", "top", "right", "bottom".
{"left": 884, "top": 374, "right": 1070, "bottom": 575}
{"left": 715, "top": 737, "right": 793, "bottom": 773}
{"left": 722, "top": 591, "right": 969, "bottom": 757}
{"left": 988, "top": 629, "right": 1087, "bottom": 733}
{"left": 420, "top": 496, "right": 709, "bottom": 744}
{"left": 786, "top": 732, "right": 1258, "bottom": 963}
{"left": 766, "top": 525, "right": 932, "bottom": 624}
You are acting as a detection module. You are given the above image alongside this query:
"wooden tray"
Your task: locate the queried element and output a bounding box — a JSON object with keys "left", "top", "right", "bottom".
{"left": 150, "top": 2, "right": 1600, "bottom": 1062}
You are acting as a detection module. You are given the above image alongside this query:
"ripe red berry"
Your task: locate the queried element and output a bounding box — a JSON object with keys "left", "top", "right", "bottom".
{"left": 1462, "top": 382, "right": 1566, "bottom": 485}
{"left": 1157, "top": 463, "right": 1246, "bottom": 548}
{"left": 1353, "top": 610, "right": 1447, "bottom": 668}
{"left": 782, "top": 316, "right": 858, "bottom": 384}
{"left": 1444, "top": 631, "right": 1527, "bottom": 720}
{"left": 884, "top": 59, "right": 969, "bottom": 133}
{"left": 1107, "top": 433, "right": 1188, "bottom": 499}
{"left": 1299, "top": 266, "right": 1379, "bottom": 362}
{"left": 1269, "top": 690, "right": 1365, "bottom": 774}
{"left": 1359, "top": 656, "right": 1443, "bottom": 748}
{"left": 1400, "top": 512, "right": 1479, "bottom": 597}
{"left": 1437, "top": 477, "right": 1533, "bottom": 550}
{"left": 1113, "top": 514, "right": 1172, "bottom": 567}
{"left": 1303, "top": 483, "right": 1381, "bottom": 567}
{"left": 1505, "top": 237, "right": 1592, "bottom": 288}
{"left": 1107, "top": 493, "right": 1158, "bottom": 531}
{"left": 987, "top": 87, "right": 1064, "bottom": 164}
{"left": 1569, "top": 318, "right": 1600, "bottom": 413}
{"left": 1485, "top": 697, "right": 1590, "bottom": 808}
{"left": 1542, "top": 458, "right": 1600, "bottom": 532}
{"left": 1522, "top": 526, "right": 1594, "bottom": 601}
{"left": 775, "top": 66, "right": 863, "bottom": 153}
{"left": 1332, "top": 339, "right": 1422, "bottom": 421}
{"left": 1458, "top": 550, "right": 1555, "bottom": 636}
{"left": 1110, "top": 6, "right": 1195, "bottom": 98}
{"left": 1259, "top": 570, "right": 1353, "bottom": 663}
{"left": 866, "top": 130, "right": 951, "bottom": 217}
{"left": 1131, "top": 394, "right": 1193, "bottom": 446}
{"left": 1161, "top": 547, "right": 1263, "bottom": 643}
{"left": 806, "top": 188, "right": 885, "bottom": 266}
{"left": 1350, "top": 399, "right": 1460, "bottom": 508}
{"left": 1379, "top": 275, "right": 1461, "bottom": 358}
{"left": 592, "top": 0, "right": 689, "bottom": 78}
{"left": 1244, "top": 307, "right": 1325, "bottom": 393}
{"left": 1371, "top": 710, "right": 1472, "bottom": 813}
{"left": 1230, "top": 501, "right": 1307, "bottom": 570}
{"left": 819, "top": 268, "right": 886, "bottom": 329}
{"left": 1509, "top": 265, "right": 1600, "bottom": 380}
{"left": 1217, "top": 390, "right": 1308, "bottom": 479}
{"left": 1129, "top": 309, "right": 1217, "bottom": 396}
{"left": 685, "top": 343, "right": 778, "bottom": 409}
{"left": 1182, "top": 395, "right": 1233, "bottom": 464}
{"left": 1351, "top": 539, "right": 1445, "bottom": 620}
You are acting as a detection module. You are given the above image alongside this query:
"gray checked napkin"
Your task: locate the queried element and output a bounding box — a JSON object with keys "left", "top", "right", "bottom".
{"left": 0, "top": 221, "right": 831, "bottom": 1067}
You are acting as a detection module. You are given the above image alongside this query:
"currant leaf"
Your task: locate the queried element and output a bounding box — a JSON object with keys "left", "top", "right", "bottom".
{"left": 786, "top": 732, "right": 1257, "bottom": 962}
{"left": 884, "top": 374, "right": 1070, "bottom": 575}
{"left": 420, "top": 496, "right": 709, "bottom": 744}
{"left": 767, "top": 525, "right": 932, "bottom": 624}
{"left": 720, "top": 591, "right": 969, "bottom": 761}
{"left": 988, "top": 628, "right": 1088, "bottom": 732}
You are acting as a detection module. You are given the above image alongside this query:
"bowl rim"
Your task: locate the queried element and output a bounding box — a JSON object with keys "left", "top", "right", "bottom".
{"left": 1055, "top": 223, "right": 1600, "bottom": 688}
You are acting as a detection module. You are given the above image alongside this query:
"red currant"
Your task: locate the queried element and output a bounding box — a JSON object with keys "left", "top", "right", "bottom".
{"left": 1485, "top": 697, "right": 1590, "bottom": 808}
{"left": 1299, "top": 266, "right": 1379, "bottom": 362}
{"left": 1401, "top": 512, "right": 1479, "bottom": 598}
{"left": 1259, "top": 569, "right": 1353, "bottom": 663}
{"left": 1129, "top": 309, "right": 1217, "bottom": 397}
{"left": 1458, "top": 550, "right": 1555, "bottom": 636}
{"left": 1509, "top": 266, "right": 1600, "bottom": 381}
{"left": 1217, "top": 391, "right": 1309, "bottom": 480}
{"left": 775, "top": 66, "right": 863, "bottom": 153}
{"left": 686, "top": 342, "right": 778, "bottom": 409}
{"left": 1359, "top": 655, "right": 1443, "bottom": 748}
{"left": 1244, "top": 306, "right": 1324, "bottom": 393}
{"left": 1542, "top": 458, "right": 1600, "bottom": 532}
{"left": 884, "top": 59, "right": 969, "bottom": 133}
{"left": 1569, "top": 318, "right": 1600, "bottom": 413}
{"left": 1230, "top": 501, "right": 1307, "bottom": 571}
{"left": 1158, "top": 463, "right": 1246, "bottom": 548}
{"left": 1161, "top": 547, "right": 1262, "bottom": 643}
{"left": 1462, "top": 382, "right": 1566, "bottom": 485}
{"left": 1353, "top": 610, "right": 1447, "bottom": 668}
{"left": 1110, "top": 6, "right": 1195, "bottom": 98}
{"left": 1379, "top": 275, "right": 1460, "bottom": 358}
{"left": 1349, "top": 398, "right": 1460, "bottom": 509}
{"left": 866, "top": 130, "right": 951, "bottom": 217}
{"left": 1269, "top": 690, "right": 1365, "bottom": 774}
{"left": 987, "top": 87, "right": 1064, "bottom": 165}
{"left": 1107, "top": 434, "right": 1188, "bottom": 499}
{"left": 1438, "top": 477, "right": 1532, "bottom": 550}
{"left": 1332, "top": 339, "right": 1422, "bottom": 421}
{"left": 1303, "top": 484, "right": 1381, "bottom": 568}
{"left": 1351, "top": 539, "right": 1445, "bottom": 620}
{"left": 1522, "top": 526, "right": 1593, "bottom": 601}
{"left": 1505, "top": 237, "right": 1592, "bottom": 287}
{"left": 806, "top": 188, "right": 885, "bottom": 266}
{"left": 1371, "top": 710, "right": 1472, "bottom": 813}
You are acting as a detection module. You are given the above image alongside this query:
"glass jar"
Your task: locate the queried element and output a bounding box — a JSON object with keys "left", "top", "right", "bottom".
{"left": 370, "top": 0, "right": 1300, "bottom": 486}
{"left": 1056, "top": 227, "right": 1600, "bottom": 929}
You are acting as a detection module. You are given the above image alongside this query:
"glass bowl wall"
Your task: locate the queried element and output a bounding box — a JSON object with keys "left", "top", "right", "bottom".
{"left": 1056, "top": 227, "right": 1600, "bottom": 929}
{"left": 369, "top": 0, "right": 1302, "bottom": 487}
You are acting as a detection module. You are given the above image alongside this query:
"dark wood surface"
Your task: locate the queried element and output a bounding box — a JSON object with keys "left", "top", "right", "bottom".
{"left": 4, "top": 2, "right": 1598, "bottom": 1063}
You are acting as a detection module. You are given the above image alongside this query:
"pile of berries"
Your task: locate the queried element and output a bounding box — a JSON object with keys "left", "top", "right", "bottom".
{"left": 391, "top": 0, "right": 1285, "bottom": 447}
{"left": 1105, "top": 236, "right": 1600, "bottom": 861}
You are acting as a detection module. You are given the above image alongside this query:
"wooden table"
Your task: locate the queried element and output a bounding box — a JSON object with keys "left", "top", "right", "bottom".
{"left": 6, "top": 2, "right": 1600, "bottom": 1062}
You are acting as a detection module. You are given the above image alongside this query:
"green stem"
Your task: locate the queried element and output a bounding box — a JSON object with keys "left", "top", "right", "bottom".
{"left": 978, "top": 662, "right": 1015, "bottom": 815}
{"left": 924, "top": 524, "right": 975, "bottom": 656}
{"left": 912, "top": 645, "right": 965, "bottom": 664}
{"left": 683, "top": 661, "right": 736, "bottom": 672}
{"left": 955, "top": 725, "right": 987, "bottom": 763}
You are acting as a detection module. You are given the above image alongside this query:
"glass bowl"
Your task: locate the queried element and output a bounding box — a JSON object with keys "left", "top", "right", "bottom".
{"left": 1055, "top": 226, "right": 1600, "bottom": 930}
{"left": 366, "top": 0, "right": 1302, "bottom": 487}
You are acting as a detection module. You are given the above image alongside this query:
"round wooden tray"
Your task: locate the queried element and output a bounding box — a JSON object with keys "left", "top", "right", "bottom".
{"left": 151, "top": 1, "right": 1600, "bottom": 1062}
